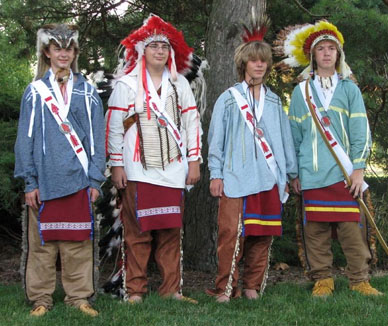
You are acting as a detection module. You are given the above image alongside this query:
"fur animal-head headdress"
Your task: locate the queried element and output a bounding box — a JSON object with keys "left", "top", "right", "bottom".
{"left": 35, "top": 24, "right": 79, "bottom": 80}
{"left": 273, "top": 20, "right": 352, "bottom": 80}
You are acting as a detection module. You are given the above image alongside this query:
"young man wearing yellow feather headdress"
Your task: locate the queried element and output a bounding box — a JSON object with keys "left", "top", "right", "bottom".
{"left": 275, "top": 21, "right": 381, "bottom": 297}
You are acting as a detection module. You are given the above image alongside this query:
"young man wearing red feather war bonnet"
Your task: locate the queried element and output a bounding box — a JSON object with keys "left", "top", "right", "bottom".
{"left": 207, "top": 9, "right": 297, "bottom": 303}
{"left": 14, "top": 24, "right": 105, "bottom": 316}
{"left": 275, "top": 20, "right": 381, "bottom": 297}
{"left": 105, "top": 14, "right": 202, "bottom": 304}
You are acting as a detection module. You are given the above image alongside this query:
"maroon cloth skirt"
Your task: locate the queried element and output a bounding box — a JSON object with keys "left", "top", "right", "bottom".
{"left": 38, "top": 188, "right": 92, "bottom": 243}
{"left": 136, "top": 182, "right": 183, "bottom": 232}
{"left": 303, "top": 181, "right": 360, "bottom": 222}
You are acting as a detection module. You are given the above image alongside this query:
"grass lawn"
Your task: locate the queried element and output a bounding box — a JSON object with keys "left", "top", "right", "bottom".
{"left": 1, "top": 276, "right": 387, "bottom": 326}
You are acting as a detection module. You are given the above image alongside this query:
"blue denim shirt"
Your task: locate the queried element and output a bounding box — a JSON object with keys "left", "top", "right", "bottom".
{"left": 208, "top": 83, "right": 297, "bottom": 199}
{"left": 14, "top": 71, "right": 106, "bottom": 201}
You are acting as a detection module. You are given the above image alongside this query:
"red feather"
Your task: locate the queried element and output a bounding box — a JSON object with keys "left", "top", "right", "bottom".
{"left": 121, "top": 15, "right": 193, "bottom": 74}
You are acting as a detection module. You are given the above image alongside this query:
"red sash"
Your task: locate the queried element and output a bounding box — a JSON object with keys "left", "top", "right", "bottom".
{"left": 243, "top": 185, "right": 282, "bottom": 236}
{"left": 38, "top": 188, "right": 92, "bottom": 243}
{"left": 303, "top": 181, "right": 360, "bottom": 222}
{"left": 136, "top": 182, "right": 183, "bottom": 232}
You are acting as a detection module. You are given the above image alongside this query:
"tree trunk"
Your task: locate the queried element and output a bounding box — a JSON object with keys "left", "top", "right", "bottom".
{"left": 183, "top": 0, "right": 267, "bottom": 272}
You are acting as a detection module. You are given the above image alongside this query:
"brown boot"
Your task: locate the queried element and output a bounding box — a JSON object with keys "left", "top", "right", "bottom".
{"left": 350, "top": 281, "right": 383, "bottom": 296}
{"left": 312, "top": 278, "right": 334, "bottom": 298}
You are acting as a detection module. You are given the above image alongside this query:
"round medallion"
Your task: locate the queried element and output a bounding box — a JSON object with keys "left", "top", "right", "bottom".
{"left": 59, "top": 120, "right": 73, "bottom": 134}
{"left": 255, "top": 127, "right": 264, "bottom": 138}
{"left": 321, "top": 116, "right": 331, "bottom": 127}
{"left": 157, "top": 115, "right": 168, "bottom": 128}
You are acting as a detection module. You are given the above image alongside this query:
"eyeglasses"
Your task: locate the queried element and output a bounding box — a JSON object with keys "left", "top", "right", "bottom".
{"left": 147, "top": 43, "right": 170, "bottom": 52}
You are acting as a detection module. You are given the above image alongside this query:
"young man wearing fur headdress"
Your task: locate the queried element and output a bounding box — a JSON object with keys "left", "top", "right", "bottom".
{"left": 105, "top": 15, "right": 202, "bottom": 304}
{"left": 276, "top": 21, "right": 381, "bottom": 297}
{"left": 14, "top": 24, "right": 105, "bottom": 316}
{"left": 206, "top": 13, "right": 297, "bottom": 303}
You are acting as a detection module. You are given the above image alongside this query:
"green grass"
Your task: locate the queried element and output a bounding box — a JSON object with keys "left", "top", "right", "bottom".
{"left": 1, "top": 276, "right": 387, "bottom": 326}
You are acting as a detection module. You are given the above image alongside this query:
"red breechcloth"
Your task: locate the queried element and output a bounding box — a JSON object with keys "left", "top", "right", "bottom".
{"left": 136, "top": 182, "right": 183, "bottom": 232}
{"left": 243, "top": 185, "right": 282, "bottom": 236}
{"left": 303, "top": 181, "right": 360, "bottom": 222}
{"left": 38, "top": 188, "right": 92, "bottom": 243}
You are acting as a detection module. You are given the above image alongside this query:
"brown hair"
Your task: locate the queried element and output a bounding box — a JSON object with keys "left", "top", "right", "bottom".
{"left": 234, "top": 41, "right": 273, "bottom": 82}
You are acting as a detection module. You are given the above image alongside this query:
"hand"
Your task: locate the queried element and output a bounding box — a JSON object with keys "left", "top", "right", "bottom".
{"left": 285, "top": 183, "right": 290, "bottom": 194}
{"left": 25, "top": 189, "right": 41, "bottom": 210}
{"left": 111, "top": 166, "right": 127, "bottom": 189}
{"left": 186, "top": 160, "right": 200, "bottom": 185}
{"left": 291, "top": 177, "right": 301, "bottom": 195}
{"left": 89, "top": 187, "right": 100, "bottom": 203}
{"left": 210, "top": 178, "right": 224, "bottom": 197}
{"left": 347, "top": 169, "right": 364, "bottom": 198}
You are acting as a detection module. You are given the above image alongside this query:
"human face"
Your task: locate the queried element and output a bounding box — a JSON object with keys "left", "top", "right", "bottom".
{"left": 44, "top": 43, "right": 75, "bottom": 73}
{"left": 244, "top": 58, "right": 268, "bottom": 83}
{"left": 144, "top": 41, "right": 170, "bottom": 72}
{"left": 313, "top": 40, "right": 338, "bottom": 76}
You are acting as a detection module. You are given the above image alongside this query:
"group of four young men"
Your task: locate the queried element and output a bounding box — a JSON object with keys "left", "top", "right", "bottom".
{"left": 14, "top": 15, "right": 380, "bottom": 317}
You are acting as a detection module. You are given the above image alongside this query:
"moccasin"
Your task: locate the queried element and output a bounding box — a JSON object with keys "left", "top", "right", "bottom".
{"left": 350, "top": 281, "right": 383, "bottom": 296}
{"left": 312, "top": 278, "right": 334, "bottom": 297}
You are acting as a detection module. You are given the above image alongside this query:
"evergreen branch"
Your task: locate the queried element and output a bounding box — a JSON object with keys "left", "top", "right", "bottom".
{"left": 291, "top": 0, "right": 329, "bottom": 19}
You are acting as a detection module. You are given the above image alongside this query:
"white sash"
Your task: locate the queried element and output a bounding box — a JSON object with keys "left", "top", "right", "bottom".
{"left": 146, "top": 70, "right": 184, "bottom": 155}
{"left": 120, "top": 71, "right": 185, "bottom": 158}
{"left": 31, "top": 80, "right": 89, "bottom": 176}
{"left": 229, "top": 86, "right": 279, "bottom": 182}
{"left": 299, "top": 80, "right": 367, "bottom": 191}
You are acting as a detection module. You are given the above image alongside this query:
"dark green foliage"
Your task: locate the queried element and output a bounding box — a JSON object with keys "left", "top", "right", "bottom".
{"left": 271, "top": 195, "right": 300, "bottom": 266}
{"left": 0, "top": 121, "right": 24, "bottom": 233}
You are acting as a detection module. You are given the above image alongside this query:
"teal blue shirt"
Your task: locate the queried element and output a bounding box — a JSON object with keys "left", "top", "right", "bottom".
{"left": 289, "top": 78, "right": 371, "bottom": 190}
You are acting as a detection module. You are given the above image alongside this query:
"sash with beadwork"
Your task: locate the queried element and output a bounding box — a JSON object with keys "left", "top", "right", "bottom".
{"left": 299, "top": 80, "right": 368, "bottom": 192}
{"left": 38, "top": 188, "right": 93, "bottom": 244}
{"left": 303, "top": 181, "right": 360, "bottom": 222}
{"left": 31, "top": 80, "right": 89, "bottom": 175}
{"left": 242, "top": 185, "right": 282, "bottom": 236}
{"left": 136, "top": 182, "right": 183, "bottom": 232}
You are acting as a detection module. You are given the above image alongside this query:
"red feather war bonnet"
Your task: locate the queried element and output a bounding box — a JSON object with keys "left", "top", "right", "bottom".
{"left": 117, "top": 14, "right": 196, "bottom": 114}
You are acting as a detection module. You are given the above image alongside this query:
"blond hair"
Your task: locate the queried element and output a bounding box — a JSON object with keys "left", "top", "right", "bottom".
{"left": 234, "top": 41, "right": 273, "bottom": 82}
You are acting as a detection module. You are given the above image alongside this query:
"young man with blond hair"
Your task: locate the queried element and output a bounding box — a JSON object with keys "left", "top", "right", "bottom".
{"left": 207, "top": 19, "right": 297, "bottom": 303}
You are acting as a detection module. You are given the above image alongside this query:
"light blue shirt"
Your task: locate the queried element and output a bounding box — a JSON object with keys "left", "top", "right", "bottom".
{"left": 208, "top": 83, "right": 298, "bottom": 199}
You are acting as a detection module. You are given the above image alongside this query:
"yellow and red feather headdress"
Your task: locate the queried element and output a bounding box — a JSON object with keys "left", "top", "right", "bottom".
{"left": 274, "top": 20, "right": 351, "bottom": 79}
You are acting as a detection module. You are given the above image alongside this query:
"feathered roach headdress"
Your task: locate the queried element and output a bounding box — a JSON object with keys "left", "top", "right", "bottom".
{"left": 117, "top": 14, "right": 195, "bottom": 114}
{"left": 35, "top": 24, "right": 79, "bottom": 80}
{"left": 241, "top": 4, "right": 271, "bottom": 44}
{"left": 273, "top": 20, "right": 352, "bottom": 80}
{"left": 234, "top": 3, "right": 272, "bottom": 83}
